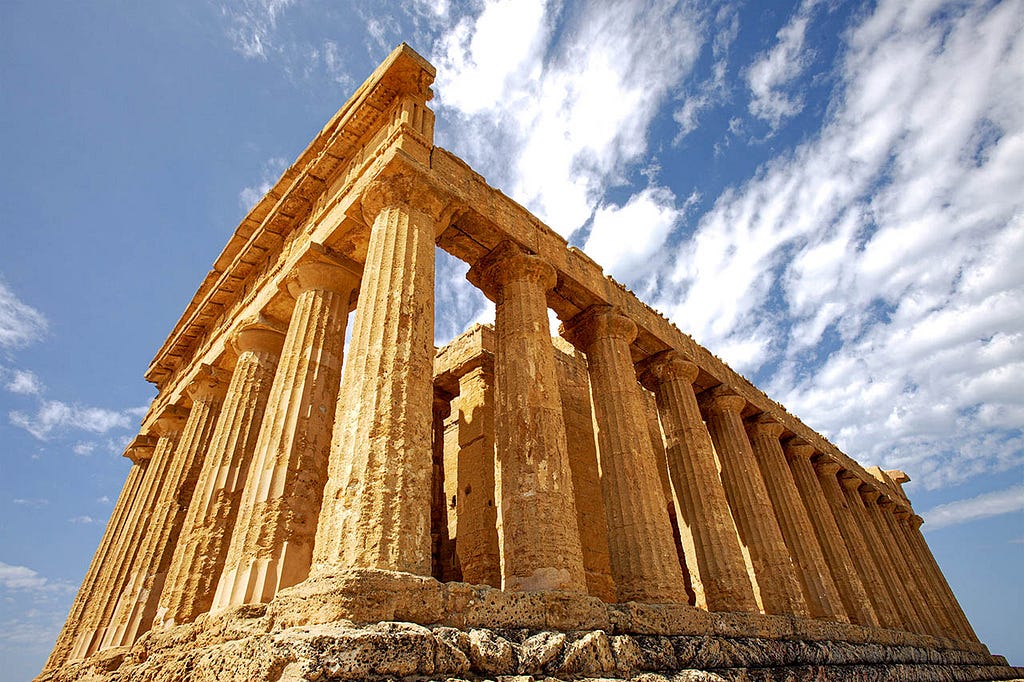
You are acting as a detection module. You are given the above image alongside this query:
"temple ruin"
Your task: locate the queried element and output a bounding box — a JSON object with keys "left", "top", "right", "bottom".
{"left": 39, "top": 45, "right": 1021, "bottom": 681}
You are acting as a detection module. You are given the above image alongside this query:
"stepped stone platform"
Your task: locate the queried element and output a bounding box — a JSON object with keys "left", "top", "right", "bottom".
{"left": 40, "top": 570, "right": 1022, "bottom": 682}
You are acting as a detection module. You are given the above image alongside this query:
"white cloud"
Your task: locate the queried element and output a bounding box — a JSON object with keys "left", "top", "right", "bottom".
{"left": 4, "top": 369, "right": 43, "bottom": 396}
{"left": 655, "top": 0, "right": 1024, "bottom": 488}
{"left": 745, "top": 0, "right": 820, "bottom": 131}
{"left": 11, "top": 498, "right": 48, "bottom": 508}
{"left": 72, "top": 442, "right": 96, "bottom": 456}
{"left": 0, "top": 563, "right": 72, "bottom": 595}
{"left": 674, "top": 3, "right": 739, "bottom": 143}
{"left": 68, "top": 515, "right": 96, "bottom": 525}
{"left": 0, "top": 279, "right": 47, "bottom": 349}
{"left": 433, "top": 0, "right": 705, "bottom": 237}
{"left": 97, "top": 496, "right": 112, "bottom": 505}
{"left": 923, "top": 484, "right": 1024, "bottom": 530}
{"left": 239, "top": 156, "right": 290, "bottom": 212}
{"left": 9, "top": 401, "right": 145, "bottom": 441}
{"left": 221, "top": 0, "right": 297, "bottom": 60}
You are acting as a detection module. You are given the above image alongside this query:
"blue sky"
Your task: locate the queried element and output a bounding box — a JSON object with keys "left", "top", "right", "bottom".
{"left": 1, "top": 0, "right": 1021, "bottom": 678}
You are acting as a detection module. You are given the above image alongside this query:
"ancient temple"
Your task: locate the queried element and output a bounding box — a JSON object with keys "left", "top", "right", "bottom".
{"left": 39, "top": 45, "right": 1021, "bottom": 681}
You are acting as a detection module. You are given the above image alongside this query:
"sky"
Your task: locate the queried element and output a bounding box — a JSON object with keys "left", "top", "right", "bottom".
{"left": 0, "top": 0, "right": 1021, "bottom": 678}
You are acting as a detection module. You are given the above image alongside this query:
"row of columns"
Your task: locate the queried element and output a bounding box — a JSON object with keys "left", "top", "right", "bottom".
{"left": 47, "top": 182, "right": 976, "bottom": 672}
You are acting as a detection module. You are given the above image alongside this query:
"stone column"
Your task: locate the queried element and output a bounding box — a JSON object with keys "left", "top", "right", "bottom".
{"left": 904, "top": 514, "right": 979, "bottom": 642}
{"left": 563, "top": 306, "right": 687, "bottom": 602}
{"left": 700, "top": 388, "right": 807, "bottom": 616}
{"left": 814, "top": 459, "right": 901, "bottom": 628}
{"left": 103, "top": 370, "right": 227, "bottom": 649}
{"left": 460, "top": 241, "right": 586, "bottom": 593}
{"left": 431, "top": 390, "right": 453, "bottom": 580}
{"left": 838, "top": 475, "right": 916, "bottom": 631}
{"left": 312, "top": 175, "right": 443, "bottom": 578}
{"left": 156, "top": 325, "right": 285, "bottom": 627}
{"left": 785, "top": 441, "right": 878, "bottom": 627}
{"left": 867, "top": 494, "right": 940, "bottom": 636}
{"left": 452, "top": 359, "right": 502, "bottom": 588}
{"left": 636, "top": 351, "right": 756, "bottom": 613}
{"left": 44, "top": 450, "right": 149, "bottom": 670}
{"left": 213, "top": 260, "right": 359, "bottom": 609}
{"left": 746, "top": 416, "right": 846, "bottom": 621}
{"left": 860, "top": 487, "right": 939, "bottom": 634}
{"left": 887, "top": 507, "right": 957, "bottom": 638}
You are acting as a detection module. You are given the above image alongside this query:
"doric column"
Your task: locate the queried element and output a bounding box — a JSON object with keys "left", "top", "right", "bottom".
{"left": 746, "top": 416, "right": 846, "bottom": 621}
{"left": 887, "top": 507, "right": 957, "bottom": 638}
{"left": 77, "top": 413, "right": 182, "bottom": 659}
{"left": 636, "top": 351, "right": 756, "bottom": 613}
{"left": 868, "top": 495, "right": 941, "bottom": 636}
{"left": 431, "top": 390, "right": 453, "bottom": 580}
{"left": 562, "top": 306, "right": 687, "bottom": 602}
{"left": 213, "top": 260, "right": 359, "bottom": 609}
{"left": 837, "top": 474, "right": 916, "bottom": 631}
{"left": 785, "top": 441, "right": 878, "bottom": 627}
{"left": 103, "top": 370, "right": 227, "bottom": 649}
{"left": 452, "top": 359, "right": 502, "bottom": 588}
{"left": 904, "top": 514, "right": 979, "bottom": 642}
{"left": 814, "top": 458, "right": 901, "bottom": 628}
{"left": 156, "top": 325, "right": 285, "bottom": 627}
{"left": 44, "top": 447, "right": 150, "bottom": 670}
{"left": 700, "top": 388, "right": 807, "bottom": 616}
{"left": 312, "top": 175, "right": 443, "bottom": 577}
{"left": 458, "top": 241, "right": 586, "bottom": 593}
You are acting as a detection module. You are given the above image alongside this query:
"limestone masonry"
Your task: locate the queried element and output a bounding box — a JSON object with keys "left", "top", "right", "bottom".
{"left": 39, "top": 45, "right": 1022, "bottom": 681}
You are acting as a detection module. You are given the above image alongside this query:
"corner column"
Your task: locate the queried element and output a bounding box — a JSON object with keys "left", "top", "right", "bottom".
{"left": 637, "top": 351, "right": 756, "bottom": 612}
{"left": 747, "top": 416, "right": 846, "bottom": 621}
{"left": 785, "top": 441, "right": 878, "bottom": 626}
{"left": 312, "top": 175, "right": 443, "bottom": 577}
{"left": 213, "top": 260, "right": 359, "bottom": 609}
{"left": 156, "top": 324, "right": 285, "bottom": 627}
{"left": 461, "top": 241, "right": 586, "bottom": 592}
{"left": 563, "top": 306, "right": 687, "bottom": 602}
{"left": 103, "top": 369, "right": 227, "bottom": 649}
{"left": 700, "top": 389, "right": 807, "bottom": 616}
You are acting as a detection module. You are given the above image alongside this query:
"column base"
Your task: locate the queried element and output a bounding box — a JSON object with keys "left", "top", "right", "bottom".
{"left": 38, "top": 570, "right": 1017, "bottom": 682}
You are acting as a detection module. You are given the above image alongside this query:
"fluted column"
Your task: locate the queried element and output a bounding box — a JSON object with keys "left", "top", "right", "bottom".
{"left": 431, "top": 390, "right": 453, "bottom": 580}
{"left": 747, "top": 416, "right": 846, "bottom": 621}
{"left": 73, "top": 410, "right": 185, "bottom": 659}
{"left": 312, "top": 175, "right": 443, "bottom": 577}
{"left": 156, "top": 325, "right": 285, "bottom": 627}
{"left": 866, "top": 494, "right": 940, "bottom": 636}
{"left": 213, "top": 260, "right": 358, "bottom": 609}
{"left": 44, "top": 449, "right": 149, "bottom": 670}
{"left": 882, "top": 505, "right": 954, "bottom": 637}
{"left": 904, "top": 513, "right": 979, "bottom": 642}
{"left": 458, "top": 241, "right": 586, "bottom": 593}
{"left": 700, "top": 389, "right": 807, "bottom": 616}
{"left": 786, "top": 441, "right": 878, "bottom": 627}
{"left": 814, "top": 459, "right": 901, "bottom": 628}
{"left": 452, "top": 360, "right": 501, "bottom": 587}
{"left": 838, "top": 475, "right": 917, "bottom": 631}
{"left": 103, "top": 370, "right": 227, "bottom": 649}
{"left": 563, "top": 306, "right": 687, "bottom": 602}
{"left": 637, "top": 351, "right": 756, "bottom": 612}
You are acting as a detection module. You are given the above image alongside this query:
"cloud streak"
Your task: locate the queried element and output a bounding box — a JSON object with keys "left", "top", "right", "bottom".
{"left": 0, "top": 278, "right": 47, "bottom": 349}
{"left": 923, "top": 484, "right": 1024, "bottom": 530}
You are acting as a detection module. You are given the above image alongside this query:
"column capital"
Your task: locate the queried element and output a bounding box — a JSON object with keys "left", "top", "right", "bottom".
{"left": 122, "top": 434, "right": 159, "bottom": 464}
{"left": 876, "top": 495, "right": 895, "bottom": 509}
{"left": 433, "top": 388, "right": 453, "bottom": 420}
{"left": 783, "top": 437, "right": 816, "bottom": 461}
{"left": 909, "top": 514, "right": 925, "bottom": 529}
{"left": 231, "top": 325, "right": 286, "bottom": 356}
{"left": 360, "top": 172, "right": 447, "bottom": 225}
{"left": 466, "top": 240, "right": 556, "bottom": 301}
{"left": 151, "top": 405, "right": 189, "bottom": 437}
{"left": 560, "top": 305, "right": 637, "bottom": 350}
{"left": 746, "top": 413, "right": 785, "bottom": 439}
{"left": 636, "top": 349, "right": 699, "bottom": 390}
{"left": 892, "top": 507, "right": 912, "bottom": 520}
{"left": 186, "top": 365, "right": 231, "bottom": 402}
{"left": 837, "top": 472, "right": 865, "bottom": 492}
{"left": 451, "top": 352, "right": 494, "bottom": 383}
{"left": 698, "top": 386, "right": 746, "bottom": 416}
{"left": 812, "top": 456, "right": 842, "bottom": 476}
{"left": 860, "top": 488, "right": 882, "bottom": 505}
{"left": 286, "top": 259, "right": 361, "bottom": 298}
